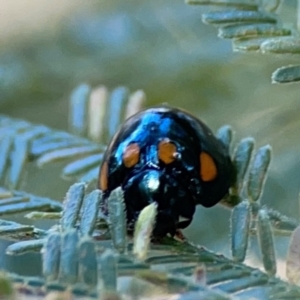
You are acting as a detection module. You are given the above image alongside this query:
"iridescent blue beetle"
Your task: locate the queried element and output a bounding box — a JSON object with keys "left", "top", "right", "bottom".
{"left": 99, "top": 106, "right": 235, "bottom": 237}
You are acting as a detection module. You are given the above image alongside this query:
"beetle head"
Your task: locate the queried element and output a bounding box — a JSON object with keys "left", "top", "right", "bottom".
{"left": 123, "top": 169, "right": 195, "bottom": 237}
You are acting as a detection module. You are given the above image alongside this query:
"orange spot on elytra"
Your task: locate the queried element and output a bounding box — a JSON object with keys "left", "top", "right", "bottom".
{"left": 200, "top": 152, "right": 217, "bottom": 182}
{"left": 123, "top": 143, "right": 140, "bottom": 168}
{"left": 158, "top": 139, "right": 177, "bottom": 164}
{"left": 99, "top": 161, "right": 108, "bottom": 191}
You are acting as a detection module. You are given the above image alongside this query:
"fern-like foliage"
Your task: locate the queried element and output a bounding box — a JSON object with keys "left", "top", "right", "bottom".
{"left": 3, "top": 182, "right": 300, "bottom": 300}
{"left": 185, "top": 0, "right": 300, "bottom": 84}
{"left": 0, "top": 186, "right": 61, "bottom": 243}
{"left": 0, "top": 114, "right": 103, "bottom": 188}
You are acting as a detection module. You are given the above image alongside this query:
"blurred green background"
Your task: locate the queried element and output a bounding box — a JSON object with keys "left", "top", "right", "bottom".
{"left": 0, "top": 0, "right": 300, "bottom": 279}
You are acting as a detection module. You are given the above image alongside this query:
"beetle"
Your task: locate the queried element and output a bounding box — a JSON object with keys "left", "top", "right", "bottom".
{"left": 99, "top": 105, "right": 236, "bottom": 237}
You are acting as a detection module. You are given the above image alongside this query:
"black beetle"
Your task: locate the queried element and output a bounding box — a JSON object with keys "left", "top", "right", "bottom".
{"left": 99, "top": 106, "right": 235, "bottom": 237}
